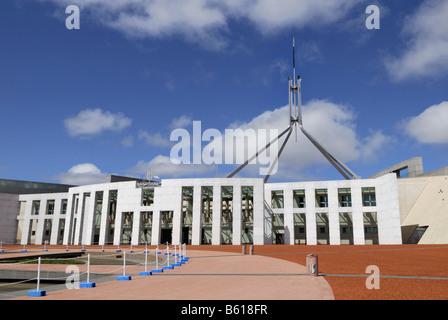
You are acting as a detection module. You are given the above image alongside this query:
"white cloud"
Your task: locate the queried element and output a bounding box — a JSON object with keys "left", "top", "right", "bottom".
{"left": 131, "top": 99, "right": 391, "bottom": 180}
{"left": 251, "top": 59, "right": 290, "bottom": 86}
{"left": 64, "top": 108, "right": 132, "bottom": 137}
{"left": 359, "top": 130, "right": 395, "bottom": 163}
{"left": 232, "top": 0, "right": 362, "bottom": 35}
{"left": 296, "top": 41, "right": 324, "bottom": 65}
{"left": 218, "top": 99, "right": 393, "bottom": 179}
{"left": 52, "top": 163, "right": 108, "bottom": 185}
{"left": 385, "top": 0, "right": 448, "bottom": 81}
{"left": 138, "top": 130, "right": 171, "bottom": 147}
{"left": 109, "top": 0, "right": 228, "bottom": 49}
{"left": 121, "top": 135, "right": 134, "bottom": 147}
{"left": 44, "top": 0, "right": 362, "bottom": 49}
{"left": 164, "top": 79, "right": 176, "bottom": 92}
{"left": 169, "top": 115, "right": 192, "bottom": 129}
{"left": 401, "top": 101, "right": 448, "bottom": 144}
{"left": 137, "top": 115, "right": 192, "bottom": 148}
{"left": 222, "top": 100, "right": 362, "bottom": 179}
{"left": 128, "top": 156, "right": 216, "bottom": 178}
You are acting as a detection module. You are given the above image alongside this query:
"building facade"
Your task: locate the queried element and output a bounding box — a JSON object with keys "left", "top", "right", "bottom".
{"left": 14, "top": 173, "right": 403, "bottom": 246}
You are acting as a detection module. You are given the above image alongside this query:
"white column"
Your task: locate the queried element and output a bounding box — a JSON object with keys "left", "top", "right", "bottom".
{"left": 253, "top": 181, "right": 265, "bottom": 245}
{"left": 151, "top": 210, "right": 161, "bottom": 245}
{"left": 284, "top": 186, "right": 295, "bottom": 245}
{"left": 84, "top": 191, "right": 97, "bottom": 245}
{"left": 73, "top": 194, "right": 85, "bottom": 245}
{"left": 50, "top": 198, "right": 62, "bottom": 245}
{"left": 211, "top": 185, "right": 221, "bottom": 245}
{"left": 232, "top": 184, "right": 242, "bottom": 245}
{"left": 328, "top": 185, "right": 341, "bottom": 245}
{"left": 20, "top": 200, "right": 33, "bottom": 245}
{"left": 132, "top": 211, "right": 141, "bottom": 246}
{"left": 62, "top": 194, "right": 75, "bottom": 245}
{"left": 35, "top": 199, "right": 47, "bottom": 245}
{"left": 305, "top": 187, "right": 317, "bottom": 245}
{"left": 171, "top": 186, "right": 183, "bottom": 245}
{"left": 191, "top": 185, "right": 202, "bottom": 245}
{"left": 352, "top": 184, "right": 365, "bottom": 245}
{"left": 264, "top": 187, "right": 273, "bottom": 245}
{"left": 98, "top": 190, "right": 110, "bottom": 246}
{"left": 113, "top": 211, "right": 123, "bottom": 245}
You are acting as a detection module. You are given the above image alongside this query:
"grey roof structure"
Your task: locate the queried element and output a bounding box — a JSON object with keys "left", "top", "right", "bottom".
{"left": 0, "top": 179, "right": 73, "bottom": 195}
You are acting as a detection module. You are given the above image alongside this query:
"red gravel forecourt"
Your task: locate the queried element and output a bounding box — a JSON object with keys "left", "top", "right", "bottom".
{"left": 193, "top": 244, "right": 448, "bottom": 300}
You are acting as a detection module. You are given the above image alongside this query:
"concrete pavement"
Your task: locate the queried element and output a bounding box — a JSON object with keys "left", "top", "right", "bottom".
{"left": 4, "top": 249, "right": 334, "bottom": 300}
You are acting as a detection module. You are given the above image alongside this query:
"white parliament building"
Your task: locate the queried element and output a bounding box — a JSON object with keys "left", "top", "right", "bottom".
{"left": 1, "top": 157, "right": 447, "bottom": 246}
{"left": 3, "top": 47, "right": 447, "bottom": 247}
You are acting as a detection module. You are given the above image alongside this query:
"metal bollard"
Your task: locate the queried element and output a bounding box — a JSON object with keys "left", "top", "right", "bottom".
{"left": 306, "top": 254, "right": 318, "bottom": 276}
{"left": 249, "top": 245, "right": 254, "bottom": 255}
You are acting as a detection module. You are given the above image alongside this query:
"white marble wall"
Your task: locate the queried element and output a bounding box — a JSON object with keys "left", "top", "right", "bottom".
{"left": 18, "top": 193, "right": 68, "bottom": 245}
{"left": 152, "top": 178, "right": 264, "bottom": 245}
{"left": 15, "top": 174, "right": 401, "bottom": 246}
{"left": 264, "top": 173, "right": 402, "bottom": 245}
{"left": 376, "top": 174, "right": 402, "bottom": 244}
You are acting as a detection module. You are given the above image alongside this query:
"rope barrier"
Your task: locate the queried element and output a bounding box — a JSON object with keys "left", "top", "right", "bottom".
{"left": 0, "top": 243, "right": 190, "bottom": 296}
{"left": 0, "top": 277, "right": 38, "bottom": 287}
{"left": 0, "top": 242, "right": 189, "bottom": 252}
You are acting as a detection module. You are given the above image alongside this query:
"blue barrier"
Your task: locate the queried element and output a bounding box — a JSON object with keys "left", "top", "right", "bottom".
{"left": 80, "top": 282, "right": 96, "bottom": 288}
{"left": 28, "top": 290, "right": 46, "bottom": 297}
{"left": 151, "top": 269, "right": 163, "bottom": 273}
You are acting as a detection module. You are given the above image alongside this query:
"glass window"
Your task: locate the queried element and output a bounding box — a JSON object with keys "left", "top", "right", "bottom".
{"left": 338, "top": 188, "right": 352, "bottom": 207}
{"left": 341, "top": 195, "right": 351, "bottom": 207}
{"left": 241, "top": 186, "right": 254, "bottom": 245}
{"left": 293, "top": 190, "right": 306, "bottom": 208}
{"left": 32, "top": 201, "right": 40, "bottom": 215}
{"left": 201, "top": 186, "right": 213, "bottom": 245}
{"left": 363, "top": 212, "right": 378, "bottom": 244}
{"left": 315, "top": 189, "right": 328, "bottom": 208}
{"left": 140, "top": 211, "right": 153, "bottom": 245}
{"left": 271, "top": 190, "right": 284, "bottom": 208}
{"left": 182, "top": 187, "right": 193, "bottom": 226}
{"left": 121, "top": 212, "right": 133, "bottom": 244}
{"left": 221, "top": 186, "right": 233, "bottom": 244}
{"left": 142, "top": 188, "right": 154, "bottom": 206}
{"left": 362, "top": 187, "right": 376, "bottom": 206}
{"left": 201, "top": 186, "right": 213, "bottom": 223}
{"left": 182, "top": 187, "right": 193, "bottom": 245}
{"left": 47, "top": 200, "right": 55, "bottom": 215}
{"left": 61, "top": 200, "right": 67, "bottom": 215}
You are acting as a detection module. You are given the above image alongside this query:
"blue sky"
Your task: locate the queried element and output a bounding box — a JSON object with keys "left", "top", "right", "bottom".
{"left": 0, "top": 0, "right": 447, "bottom": 185}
